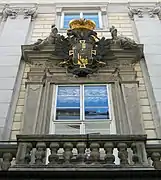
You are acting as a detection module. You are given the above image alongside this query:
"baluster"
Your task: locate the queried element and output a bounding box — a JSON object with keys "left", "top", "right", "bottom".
{"left": 117, "top": 143, "right": 128, "bottom": 166}
{"left": 48, "top": 142, "right": 59, "bottom": 165}
{"left": 1, "top": 152, "right": 13, "bottom": 170}
{"left": 63, "top": 142, "right": 73, "bottom": 164}
{"left": 104, "top": 142, "right": 115, "bottom": 164}
{"left": 151, "top": 152, "right": 161, "bottom": 169}
{"left": 76, "top": 142, "right": 86, "bottom": 165}
{"left": 35, "top": 142, "right": 46, "bottom": 165}
{"left": 90, "top": 142, "right": 100, "bottom": 164}
{"left": 131, "top": 143, "right": 140, "bottom": 165}
{"left": 24, "top": 143, "right": 32, "bottom": 164}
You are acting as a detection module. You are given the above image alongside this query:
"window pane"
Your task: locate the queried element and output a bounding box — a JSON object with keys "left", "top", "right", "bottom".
{"left": 55, "top": 124, "right": 80, "bottom": 134}
{"left": 84, "top": 85, "right": 107, "bottom": 96}
{"left": 56, "top": 86, "right": 80, "bottom": 120}
{"left": 83, "top": 13, "right": 99, "bottom": 28}
{"left": 58, "top": 86, "right": 80, "bottom": 96}
{"left": 64, "top": 13, "right": 80, "bottom": 28}
{"left": 85, "top": 121, "right": 111, "bottom": 134}
{"left": 56, "top": 109, "right": 80, "bottom": 120}
{"left": 85, "top": 107, "right": 109, "bottom": 120}
{"left": 84, "top": 96, "right": 108, "bottom": 107}
{"left": 57, "top": 96, "right": 80, "bottom": 107}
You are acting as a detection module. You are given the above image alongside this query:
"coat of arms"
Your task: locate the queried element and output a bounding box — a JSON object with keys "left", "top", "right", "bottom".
{"left": 32, "top": 19, "right": 140, "bottom": 77}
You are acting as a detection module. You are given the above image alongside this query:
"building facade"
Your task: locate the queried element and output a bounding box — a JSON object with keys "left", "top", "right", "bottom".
{"left": 0, "top": 0, "right": 161, "bottom": 179}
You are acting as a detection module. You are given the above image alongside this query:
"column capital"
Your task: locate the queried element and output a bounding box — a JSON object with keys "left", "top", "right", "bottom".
{"left": 23, "top": 4, "right": 38, "bottom": 21}
{"left": 2, "top": 4, "right": 38, "bottom": 21}
{"left": 128, "top": 3, "right": 161, "bottom": 20}
{"left": 2, "top": 4, "right": 19, "bottom": 21}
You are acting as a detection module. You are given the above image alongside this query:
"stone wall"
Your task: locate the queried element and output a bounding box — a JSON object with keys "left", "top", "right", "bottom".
{"left": 10, "top": 7, "right": 158, "bottom": 140}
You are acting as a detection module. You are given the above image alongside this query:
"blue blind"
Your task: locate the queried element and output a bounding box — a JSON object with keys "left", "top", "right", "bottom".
{"left": 83, "top": 13, "right": 99, "bottom": 28}
{"left": 63, "top": 13, "right": 80, "bottom": 28}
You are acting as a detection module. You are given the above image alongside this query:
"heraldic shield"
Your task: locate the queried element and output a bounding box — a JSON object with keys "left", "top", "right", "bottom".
{"left": 69, "top": 40, "right": 96, "bottom": 67}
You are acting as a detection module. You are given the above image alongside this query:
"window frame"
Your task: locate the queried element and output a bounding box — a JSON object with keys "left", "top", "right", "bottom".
{"left": 49, "top": 84, "right": 116, "bottom": 135}
{"left": 54, "top": 84, "right": 112, "bottom": 122}
{"left": 60, "top": 10, "right": 103, "bottom": 30}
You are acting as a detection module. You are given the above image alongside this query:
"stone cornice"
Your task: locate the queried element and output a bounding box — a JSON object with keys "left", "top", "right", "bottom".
{"left": 1, "top": 4, "right": 38, "bottom": 21}
{"left": 128, "top": 3, "right": 161, "bottom": 20}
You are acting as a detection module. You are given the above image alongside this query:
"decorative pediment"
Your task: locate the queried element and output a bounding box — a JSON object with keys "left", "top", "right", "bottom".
{"left": 21, "top": 19, "right": 143, "bottom": 77}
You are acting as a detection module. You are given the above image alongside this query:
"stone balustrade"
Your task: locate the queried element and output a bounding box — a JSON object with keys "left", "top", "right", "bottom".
{"left": 0, "top": 134, "right": 161, "bottom": 171}
{"left": 0, "top": 143, "right": 17, "bottom": 170}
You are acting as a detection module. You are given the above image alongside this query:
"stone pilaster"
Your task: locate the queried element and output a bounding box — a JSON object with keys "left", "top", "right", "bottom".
{"left": 128, "top": 3, "right": 161, "bottom": 138}
{"left": 0, "top": 4, "right": 38, "bottom": 140}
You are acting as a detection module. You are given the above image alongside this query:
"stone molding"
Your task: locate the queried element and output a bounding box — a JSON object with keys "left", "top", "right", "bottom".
{"left": 128, "top": 3, "right": 161, "bottom": 20}
{"left": 2, "top": 4, "right": 38, "bottom": 21}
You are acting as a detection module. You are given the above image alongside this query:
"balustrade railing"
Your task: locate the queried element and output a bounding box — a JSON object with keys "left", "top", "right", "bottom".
{"left": 15, "top": 134, "right": 148, "bottom": 167}
{"left": 0, "top": 134, "right": 161, "bottom": 170}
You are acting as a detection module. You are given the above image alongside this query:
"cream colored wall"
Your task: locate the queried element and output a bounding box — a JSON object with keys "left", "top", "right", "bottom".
{"left": 10, "top": 10, "right": 157, "bottom": 140}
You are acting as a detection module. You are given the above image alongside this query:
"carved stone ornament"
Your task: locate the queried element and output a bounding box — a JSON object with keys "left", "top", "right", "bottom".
{"left": 2, "top": 4, "right": 38, "bottom": 21}
{"left": 128, "top": 3, "right": 161, "bottom": 20}
{"left": 23, "top": 4, "right": 38, "bottom": 20}
{"left": 21, "top": 18, "right": 143, "bottom": 78}
{"left": 149, "top": 3, "right": 161, "bottom": 19}
{"left": 2, "top": 4, "right": 19, "bottom": 21}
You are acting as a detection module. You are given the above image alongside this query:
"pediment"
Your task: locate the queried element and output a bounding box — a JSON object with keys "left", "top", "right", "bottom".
{"left": 21, "top": 21, "right": 143, "bottom": 77}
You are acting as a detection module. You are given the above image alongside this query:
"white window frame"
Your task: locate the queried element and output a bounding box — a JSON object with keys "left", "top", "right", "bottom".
{"left": 49, "top": 84, "right": 116, "bottom": 135}
{"left": 60, "top": 10, "right": 103, "bottom": 30}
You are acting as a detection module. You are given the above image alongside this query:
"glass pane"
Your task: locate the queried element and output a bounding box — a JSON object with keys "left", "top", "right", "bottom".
{"left": 58, "top": 86, "right": 80, "bottom": 96}
{"left": 84, "top": 85, "right": 107, "bottom": 96}
{"left": 85, "top": 107, "right": 109, "bottom": 119}
{"left": 83, "top": 13, "right": 99, "bottom": 28}
{"left": 85, "top": 122, "right": 110, "bottom": 134}
{"left": 64, "top": 13, "right": 80, "bottom": 28}
{"left": 84, "top": 96, "right": 108, "bottom": 107}
{"left": 55, "top": 124, "right": 80, "bottom": 134}
{"left": 56, "top": 108, "right": 80, "bottom": 120}
{"left": 57, "top": 96, "right": 80, "bottom": 107}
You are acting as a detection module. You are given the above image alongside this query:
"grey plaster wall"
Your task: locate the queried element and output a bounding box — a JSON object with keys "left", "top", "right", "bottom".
{"left": 134, "top": 14, "right": 161, "bottom": 136}
{"left": 0, "top": 15, "right": 31, "bottom": 140}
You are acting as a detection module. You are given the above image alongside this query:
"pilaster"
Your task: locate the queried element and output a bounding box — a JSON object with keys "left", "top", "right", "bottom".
{"left": 1, "top": 4, "right": 38, "bottom": 140}
{"left": 128, "top": 3, "right": 161, "bottom": 138}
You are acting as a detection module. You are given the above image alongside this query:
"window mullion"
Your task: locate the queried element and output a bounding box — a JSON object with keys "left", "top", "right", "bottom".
{"left": 80, "top": 85, "right": 83, "bottom": 121}
{"left": 82, "top": 85, "right": 85, "bottom": 121}
{"left": 98, "top": 11, "right": 102, "bottom": 28}
{"left": 107, "top": 85, "right": 111, "bottom": 120}
{"left": 54, "top": 85, "right": 58, "bottom": 121}
{"left": 80, "top": 12, "right": 83, "bottom": 18}
{"left": 80, "top": 123, "right": 85, "bottom": 134}
{"left": 61, "top": 12, "right": 65, "bottom": 29}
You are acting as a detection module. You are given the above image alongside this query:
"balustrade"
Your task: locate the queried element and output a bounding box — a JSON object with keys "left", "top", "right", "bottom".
{"left": 0, "top": 135, "right": 161, "bottom": 170}
{"left": 15, "top": 134, "right": 148, "bottom": 167}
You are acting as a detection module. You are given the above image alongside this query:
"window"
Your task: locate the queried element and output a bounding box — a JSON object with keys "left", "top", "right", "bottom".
{"left": 62, "top": 12, "right": 102, "bottom": 29}
{"left": 50, "top": 84, "right": 115, "bottom": 135}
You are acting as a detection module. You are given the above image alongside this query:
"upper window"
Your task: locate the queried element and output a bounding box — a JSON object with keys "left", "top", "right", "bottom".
{"left": 61, "top": 12, "right": 102, "bottom": 29}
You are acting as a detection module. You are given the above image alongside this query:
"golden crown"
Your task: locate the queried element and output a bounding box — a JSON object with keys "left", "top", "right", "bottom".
{"left": 69, "top": 18, "right": 96, "bottom": 30}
